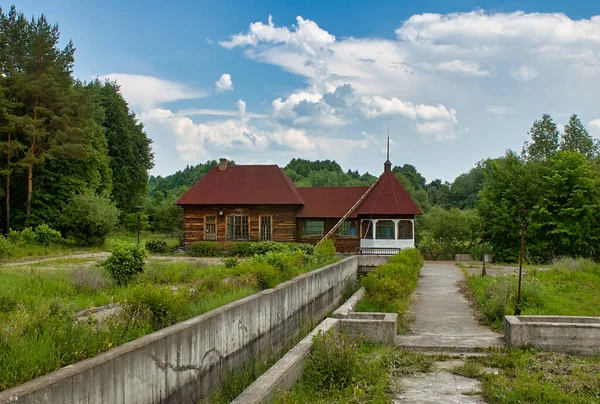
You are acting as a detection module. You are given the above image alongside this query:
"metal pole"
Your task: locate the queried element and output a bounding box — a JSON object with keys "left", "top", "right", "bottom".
{"left": 515, "top": 221, "right": 525, "bottom": 315}
{"left": 137, "top": 211, "right": 141, "bottom": 245}
{"left": 481, "top": 221, "right": 486, "bottom": 277}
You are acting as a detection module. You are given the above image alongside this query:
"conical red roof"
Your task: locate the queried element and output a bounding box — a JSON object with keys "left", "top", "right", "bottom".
{"left": 354, "top": 171, "right": 422, "bottom": 215}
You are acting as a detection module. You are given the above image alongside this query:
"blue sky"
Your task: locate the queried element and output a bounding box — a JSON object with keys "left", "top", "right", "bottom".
{"left": 12, "top": 0, "right": 600, "bottom": 182}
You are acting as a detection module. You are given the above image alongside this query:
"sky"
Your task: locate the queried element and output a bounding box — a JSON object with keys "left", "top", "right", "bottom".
{"left": 11, "top": 0, "right": 600, "bottom": 182}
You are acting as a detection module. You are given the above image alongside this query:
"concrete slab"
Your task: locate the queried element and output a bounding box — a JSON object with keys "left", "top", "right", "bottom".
{"left": 396, "top": 262, "right": 503, "bottom": 351}
{"left": 394, "top": 369, "right": 484, "bottom": 404}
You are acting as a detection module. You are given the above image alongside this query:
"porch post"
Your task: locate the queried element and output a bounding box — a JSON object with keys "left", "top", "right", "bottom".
{"left": 392, "top": 219, "right": 400, "bottom": 240}
{"left": 372, "top": 219, "right": 377, "bottom": 240}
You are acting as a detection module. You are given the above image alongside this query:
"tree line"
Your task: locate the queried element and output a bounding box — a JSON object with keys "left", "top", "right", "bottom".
{"left": 0, "top": 6, "right": 153, "bottom": 241}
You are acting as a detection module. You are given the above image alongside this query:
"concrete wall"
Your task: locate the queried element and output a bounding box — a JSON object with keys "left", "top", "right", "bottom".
{"left": 357, "top": 255, "right": 389, "bottom": 274}
{"left": 504, "top": 315, "right": 600, "bottom": 355}
{"left": 340, "top": 313, "right": 398, "bottom": 345}
{"left": 0, "top": 257, "right": 359, "bottom": 404}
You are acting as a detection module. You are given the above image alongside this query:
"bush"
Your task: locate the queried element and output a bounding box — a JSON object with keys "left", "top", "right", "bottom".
{"left": 33, "top": 224, "right": 63, "bottom": 246}
{"left": 0, "top": 236, "right": 12, "bottom": 258}
{"left": 189, "top": 241, "right": 221, "bottom": 257}
{"left": 236, "top": 262, "right": 279, "bottom": 290}
{"left": 232, "top": 242, "right": 255, "bottom": 257}
{"left": 8, "top": 227, "right": 35, "bottom": 245}
{"left": 223, "top": 257, "right": 239, "bottom": 268}
{"left": 304, "top": 331, "right": 361, "bottom": 390}
{"left": 145, "top": 240, "right": 169, "bottom": 253}
{"left": 100, "top": 240, "right": 147, "bottom": 286}
{"left": 60, "top": 194, "right": 119, "bottom": 246}
{"left": 315, "top": 239, "right": 336, "bottom": 257}
{"left": 388, "top": 248, "right": 423, "bottom": 269}
{"left": 126, "top": 286, "right": 185, "bottom": 330}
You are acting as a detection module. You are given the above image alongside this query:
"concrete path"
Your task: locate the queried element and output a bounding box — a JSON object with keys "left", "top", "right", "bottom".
{"left": 394, "top": 262, "right": 503, "bottom": 403}
{"left": 396, "top": 262, "right": 503, "bottom": 351}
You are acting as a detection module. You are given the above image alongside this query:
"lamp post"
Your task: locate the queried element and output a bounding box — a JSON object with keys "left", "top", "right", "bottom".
{"left": 514, "top": 210, "right": 528, "bottom": 315}
{"left": 136, "top": 206, "right": 143, "bottom": 245}
{"left": 481, "top": 221, "right": 486, "bottom": 277}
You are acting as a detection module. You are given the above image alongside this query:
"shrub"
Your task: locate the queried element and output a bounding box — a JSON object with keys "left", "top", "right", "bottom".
{"left": 100, "top": 240, "right": 147, "bottom": 286}
{"left": 223, "top": 257, "right": 240, "bottom": 268}
{"left": 236, "top": 262, "right": 279, "bottom": 290}
{"left": 33, "top": 224, "right": 63, "bottom": 246}
{"left": 315, "top": 239, "right": 336, "bottom": 257}
{"left": 232, "top": 242, "right": 255, "bottom": 257}
{"left": 388, "top": 248, "right": 423, "bottom": 269}
{"left": 145, "top": 240, "right": 169, "bottom": 253}
{"left": 0, "top": 236, "right": 12, "bottom": 258}
{"left": 126, "top": 286, "right": 185, "bottom": 330}
{"left": 304, "top": 331, "right": 361, "bottom": 390}
{"left": 189, "top": 241, "right": 221, "bottom": 257}
{"left": 60, "top": 194, "right": 119, "bottom": 246}
{"left": 8, "top": 227, "right": 36, "bottom": 245}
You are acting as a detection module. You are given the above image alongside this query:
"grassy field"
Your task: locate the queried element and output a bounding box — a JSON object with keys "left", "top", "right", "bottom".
{"left": 0, "top": 250, "right": 337, "bottom": 392}
{"left": 452, "top": 348, "right": 600, "bottom": 403}
{"left": 464, "top": 257, "right": 600, "bottom": 331}
{"left": 1, "top": 231, "right": 180, "bottom": 262}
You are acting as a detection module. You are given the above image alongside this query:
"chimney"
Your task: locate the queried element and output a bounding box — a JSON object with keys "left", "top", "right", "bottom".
{"left": 219, "top": 158, "right": 228, "bottom": 171}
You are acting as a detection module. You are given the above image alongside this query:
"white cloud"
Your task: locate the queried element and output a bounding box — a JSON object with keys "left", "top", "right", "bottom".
{"left": 215, "top": 73, "right": 233, "bottom": 92}
{"left": 100, "top": 73, "right": 207, "bottom": 110}
{"left": 589, "top": 119, "right": 600, "bottom": 136}
{"left": 485, "top": 105, "right": 509, "bottom": 114}
{"left": 174, "top": 108, "right": 267, "bottom": 119}
{"left": 415, "top": 121, "right": 458, "bottom": 141}
{"left": 220, "top": 15, "right": 335, "bottom": 54}
{"left": 361, "top": 96, "right": 417, "bottom": 119}
{"left": 510, "top": 65, "right": 539, "bottom": 81}
{"left": 436, "top": 60, "right": 491, "bottom": 77}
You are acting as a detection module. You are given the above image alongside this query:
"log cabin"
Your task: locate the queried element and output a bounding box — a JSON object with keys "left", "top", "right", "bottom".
{"left": 175, "top": 157, "right": 422, "bottom": 254}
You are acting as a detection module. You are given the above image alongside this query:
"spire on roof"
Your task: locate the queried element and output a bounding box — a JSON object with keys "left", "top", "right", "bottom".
{"left": 384, "top": 135, "right": 392, "bottom": 172}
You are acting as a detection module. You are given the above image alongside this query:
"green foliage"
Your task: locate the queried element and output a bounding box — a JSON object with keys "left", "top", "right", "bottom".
{"left": 284, "top": 158, "right": 377, "bottom": 187}
{"left": 480, "top": 149, "right": 600, "bottom": 262}
{"left": 145, "top": 240, "right": 169, "bottom": 253}
{"left": 418, "top": 206, "right": 481, "bottom": 256}
{"left": 522, "top": 113, "right": 560, "bottom": 161}
{"left": 560, "top": 114, "right": 599, "bottom": 159}
{"left": 304, "top": 331, "right": 361, "bottom": 390}
{"left": 121, "top": 212, "right": 150, "bottom": 233}
{"left": 0, "top": 236, "right": 11, "bottom": 258}
{"left": 126, "top": 285, "right": 185, "bottom": 330}
{"left": 100, "top": 240, "right": 147, "bottom": 286}
{"left": 189, "top": 241, "right": 221, "bottom": 257}
{"left": 60, "top": 193, "right": 119, "bottom": 246}
{"left": 465, "top": 258, "right": 600, "bottom": 330}
{"left": 358, "top": 249, "right": 423, "bottom": 332}
{"left": 460, "top": 349, "right": 600, "bottom": 404}
{"left": 33, "top": 224, "right": 63, "bottom": 246}
{"left": 315, "top": 239, "right": 336, "bottom": 257}
{"left": 240, "top": 262, "right": 279, "bottom": 290}
{"left": 223, "top": 257, "right": 239, "bottom": 268}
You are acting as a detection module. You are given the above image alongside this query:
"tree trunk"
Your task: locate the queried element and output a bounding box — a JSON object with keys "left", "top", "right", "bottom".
{"left": 26, "top": 98, "right": 37, "bottom": 220}
{"left": 5, "top": 132, "right": 10, "bottom": 234}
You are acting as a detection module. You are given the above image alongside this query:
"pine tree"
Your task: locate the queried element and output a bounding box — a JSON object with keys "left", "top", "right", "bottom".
{"left": 522, "top": 114, "right": 560, "bottom": 161}
{"left": 560, "top": 114, "right": 599, "bottom": 159}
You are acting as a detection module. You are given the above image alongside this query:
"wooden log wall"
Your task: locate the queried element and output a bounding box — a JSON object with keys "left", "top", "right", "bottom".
{"left": 182, "top": 205, "right": 299, "bottom": 246}
{"left": 296, "top": 218, "right": 360, "bottom": 254}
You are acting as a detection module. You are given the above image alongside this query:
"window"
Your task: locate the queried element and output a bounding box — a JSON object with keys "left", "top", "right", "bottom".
{"left": 260, "top": 216, "right": 272, "bottom": 241}
{"left": 398, "top": 220, "right": 413, "bottom": 239}
{"left": 376, "top": 220, "right": 395, "bottom": 239}
{"left": 337, "top": 221, "right": 358, "bottom": 237}
{"left": 205, "top": 216, "right": 216, "bottom": 241}
{"left": 302, "top": 220, "right": 324, "bottom": 237}
{"left": 227, "top": 216, "right": 249, "bottom": 241}
{"left": 361, "top": 220, "right": 373, "bottom": 239}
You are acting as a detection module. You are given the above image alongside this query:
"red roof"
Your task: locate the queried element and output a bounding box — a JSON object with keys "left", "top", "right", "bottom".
{"left": 175, "top": 164, "right": 422, "bottom": 216}
{"left": 296, "top": 187, "right": 369, "bottom": 218}
{"left": 354, "top": 171, "right": 422, "bottom": 215}
{"left": 175, "top": 165, "right": 304, "bottom": 205}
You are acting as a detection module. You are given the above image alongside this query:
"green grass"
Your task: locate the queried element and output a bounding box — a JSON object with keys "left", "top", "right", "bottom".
{"left": 355, "top": 249, "right": 424, "bottom": 333}
{"left": 457, "top": 348, "right": 600, "bottom": 403}
{"left": 465, "top": 257, "right": 600, "bottom": 330}
{"left": 0, "top": 251, "right": 338, "bottom": 392}
{"left": 273, "top": 341, "right": 436, "bottom": 404}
